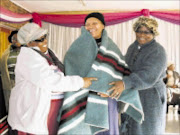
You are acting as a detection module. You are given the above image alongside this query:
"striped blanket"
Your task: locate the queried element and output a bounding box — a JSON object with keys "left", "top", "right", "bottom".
{"left": 58, "top": 27, "right": 144, "bottom": 135}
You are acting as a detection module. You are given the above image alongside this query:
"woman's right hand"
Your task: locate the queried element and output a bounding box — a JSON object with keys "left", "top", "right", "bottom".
{"left": 83, "top": 77, "right": 98, "bottom": 88}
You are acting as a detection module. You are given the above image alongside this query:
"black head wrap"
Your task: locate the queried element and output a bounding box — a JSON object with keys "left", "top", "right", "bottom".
{"left": 84, "top": 12, "right": 105, "bottom": 26}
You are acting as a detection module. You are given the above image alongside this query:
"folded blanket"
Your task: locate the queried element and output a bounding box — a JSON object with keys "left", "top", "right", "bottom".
{"left": 58, "top": 27, "right": 144, "bottom": 135}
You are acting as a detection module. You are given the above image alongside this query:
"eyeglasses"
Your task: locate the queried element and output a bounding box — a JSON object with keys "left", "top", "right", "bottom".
{"left": 34, "top": 34, "right": 47, "bottom": 42}
{"left": 136, "top": 30, "right": 152, "bottom": 35}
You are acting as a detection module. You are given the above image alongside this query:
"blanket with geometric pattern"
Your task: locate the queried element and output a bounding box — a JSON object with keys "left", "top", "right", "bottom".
{"left": 57, "top": 27, "right": 144, "bottom": 135}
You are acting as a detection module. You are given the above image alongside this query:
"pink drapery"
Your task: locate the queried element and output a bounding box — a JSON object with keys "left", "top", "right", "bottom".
{"left": 0, "top": 6, "right": 32, "bottom": 23}
{"left": 150, "top": 11, "right": 180, "bottom": 24}
{"left": 0, "top": 6, "right": 179, "bottom": 27}
{"left": 33, "top": 11, "right": 141, "bottom": 27}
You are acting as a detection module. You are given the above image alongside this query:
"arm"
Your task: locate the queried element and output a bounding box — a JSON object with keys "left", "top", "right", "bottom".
{"left": 108, "top": 45, "right": 167, "bottom": 99}
{"left": 16, "top": 48, "right": 95, "bottom": 92}
{"left": 123, "top": 46, "right": 167, "bottom": 91}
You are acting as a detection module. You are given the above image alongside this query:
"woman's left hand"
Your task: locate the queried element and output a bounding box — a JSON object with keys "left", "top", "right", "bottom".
{"left": 107, "top": 81, "right": 125, "bottom": 99}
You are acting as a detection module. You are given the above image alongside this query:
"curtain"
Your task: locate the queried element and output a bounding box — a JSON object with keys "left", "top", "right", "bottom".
{"left": 0, "top": 6, "right": 32, "bottom": 23}
{"left": 0, "top": 29, "right": 10, "bottom": 57}
{"left": 22, "top": 9, "right": 180, "bottom": 26}
{"left": 43, "top": 17, "right": 180, "bottom": 72}
{"left": 1, "top": 6, "right": 180, "bottom": 26}
{"left": 1, "top": 6, "right": 179, "bottom": 71}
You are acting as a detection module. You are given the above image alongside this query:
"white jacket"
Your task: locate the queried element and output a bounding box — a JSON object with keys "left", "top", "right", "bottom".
{"left": 8, "top": 47, "right": 84, "bottom": 134}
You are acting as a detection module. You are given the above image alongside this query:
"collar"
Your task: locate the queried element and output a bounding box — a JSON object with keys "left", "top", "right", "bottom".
{"left": 30, "top": 46, "right": 40, "bottom": 51}
{"left": 135, "top": 39, "right": 155, "bottom": 50}
{"left": 96, "top": 38, "right": 102, "bottom": 48}
{"left": 44, "top": 50, "right": 49, "bottom": 55}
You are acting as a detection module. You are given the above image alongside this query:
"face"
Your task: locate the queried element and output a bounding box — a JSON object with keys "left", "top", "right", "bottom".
{"left": 85, "top": 17, "right": 105, "bottom": 39}
{"left": 11, "top": 34, "right": 21, "bottom": 47}
{"left": 28, "top": 34, "right": 48, "bottom": 53}
{"left": 135, "top": 26, "right": 154, "bottom": 45}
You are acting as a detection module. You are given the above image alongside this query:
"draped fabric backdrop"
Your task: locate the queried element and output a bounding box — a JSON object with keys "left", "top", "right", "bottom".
{"left": 42, "top": 17, "right": 180, "bottom": 72}
{"left": 0, "top": 6, "right": 180, "bottom": 72}
{"left": 0, "top": 6, "right": 179, "bottom": 135}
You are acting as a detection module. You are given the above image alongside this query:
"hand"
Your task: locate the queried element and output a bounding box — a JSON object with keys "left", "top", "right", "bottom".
{"left": 107, "top": 81, "right": 125, "bottom": 99}
{"left": 83, "top": 77, "right": 98, "bottom": 88}
{"left": 97, "top": 93, "right": 109, "bottom": 98}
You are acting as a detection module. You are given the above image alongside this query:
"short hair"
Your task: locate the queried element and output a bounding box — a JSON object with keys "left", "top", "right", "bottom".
{"left": 8, "top": 30, "right": 18, "bottom": 43}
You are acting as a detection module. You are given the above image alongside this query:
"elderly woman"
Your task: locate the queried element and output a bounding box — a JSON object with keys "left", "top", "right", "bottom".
{"left": 7, "top": 22, "right": 96, "bottom": 135}
{"left": 58, "top": 12, "right": 144, "bottom": 135}
{"left": 0, "top": 30, "right": 21, "bottom": 112}
{"left": 165, "top": 63, "right": 180, "bottom": 114}
{"left": 109, "top": 17, "right": 167, "bottom": 135}
{"left": 165, "top": 63, "right": 180, "bottom": 88}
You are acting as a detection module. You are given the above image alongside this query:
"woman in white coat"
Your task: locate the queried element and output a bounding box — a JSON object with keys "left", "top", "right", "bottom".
{"left": 7, "top": 22, "right": 97, "bottom": 135}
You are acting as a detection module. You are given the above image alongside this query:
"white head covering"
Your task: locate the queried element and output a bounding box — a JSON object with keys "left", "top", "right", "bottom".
{"left": 17, "top": 23, "right": 47, "bottom": 45}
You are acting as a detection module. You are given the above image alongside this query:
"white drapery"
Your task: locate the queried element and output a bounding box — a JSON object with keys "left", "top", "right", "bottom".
{"left": 42, "top": 17, "right": 180, "bottom": 72}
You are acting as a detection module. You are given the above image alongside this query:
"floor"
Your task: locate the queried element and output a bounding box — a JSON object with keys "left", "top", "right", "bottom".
{"left": 165, "top": 105, "right": 180, "bottom": 135}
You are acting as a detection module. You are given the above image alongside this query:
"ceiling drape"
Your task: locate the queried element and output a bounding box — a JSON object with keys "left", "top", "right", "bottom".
{"left": 0, "top": 6, "right": 179, "bottom": 26}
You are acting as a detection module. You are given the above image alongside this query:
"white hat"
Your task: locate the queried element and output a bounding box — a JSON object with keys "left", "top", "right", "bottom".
{"left": 17, "top": 23, "right": 47, "bottom": 44}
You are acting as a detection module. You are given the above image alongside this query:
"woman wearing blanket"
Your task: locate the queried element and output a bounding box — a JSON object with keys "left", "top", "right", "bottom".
{"left": 58, "top": 12, "right": 144, "bottom": 135}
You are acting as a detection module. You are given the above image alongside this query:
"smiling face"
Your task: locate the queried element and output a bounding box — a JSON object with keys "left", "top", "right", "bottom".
{"left": 28, "top": 34, "right": 48, "bottom": 53}
{"left": 135, "top": 25, "right": 154, "bottom": 45}
{"left": 85, "top": 17, "right": 105, "bottom": 39}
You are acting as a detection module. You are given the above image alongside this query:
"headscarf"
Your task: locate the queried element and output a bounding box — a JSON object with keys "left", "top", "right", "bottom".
{"left": 133, "top": 17, "right": 159, "bottom": 36}
{"left": 84, "top": 12, "right": 105, "bottom": 26}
